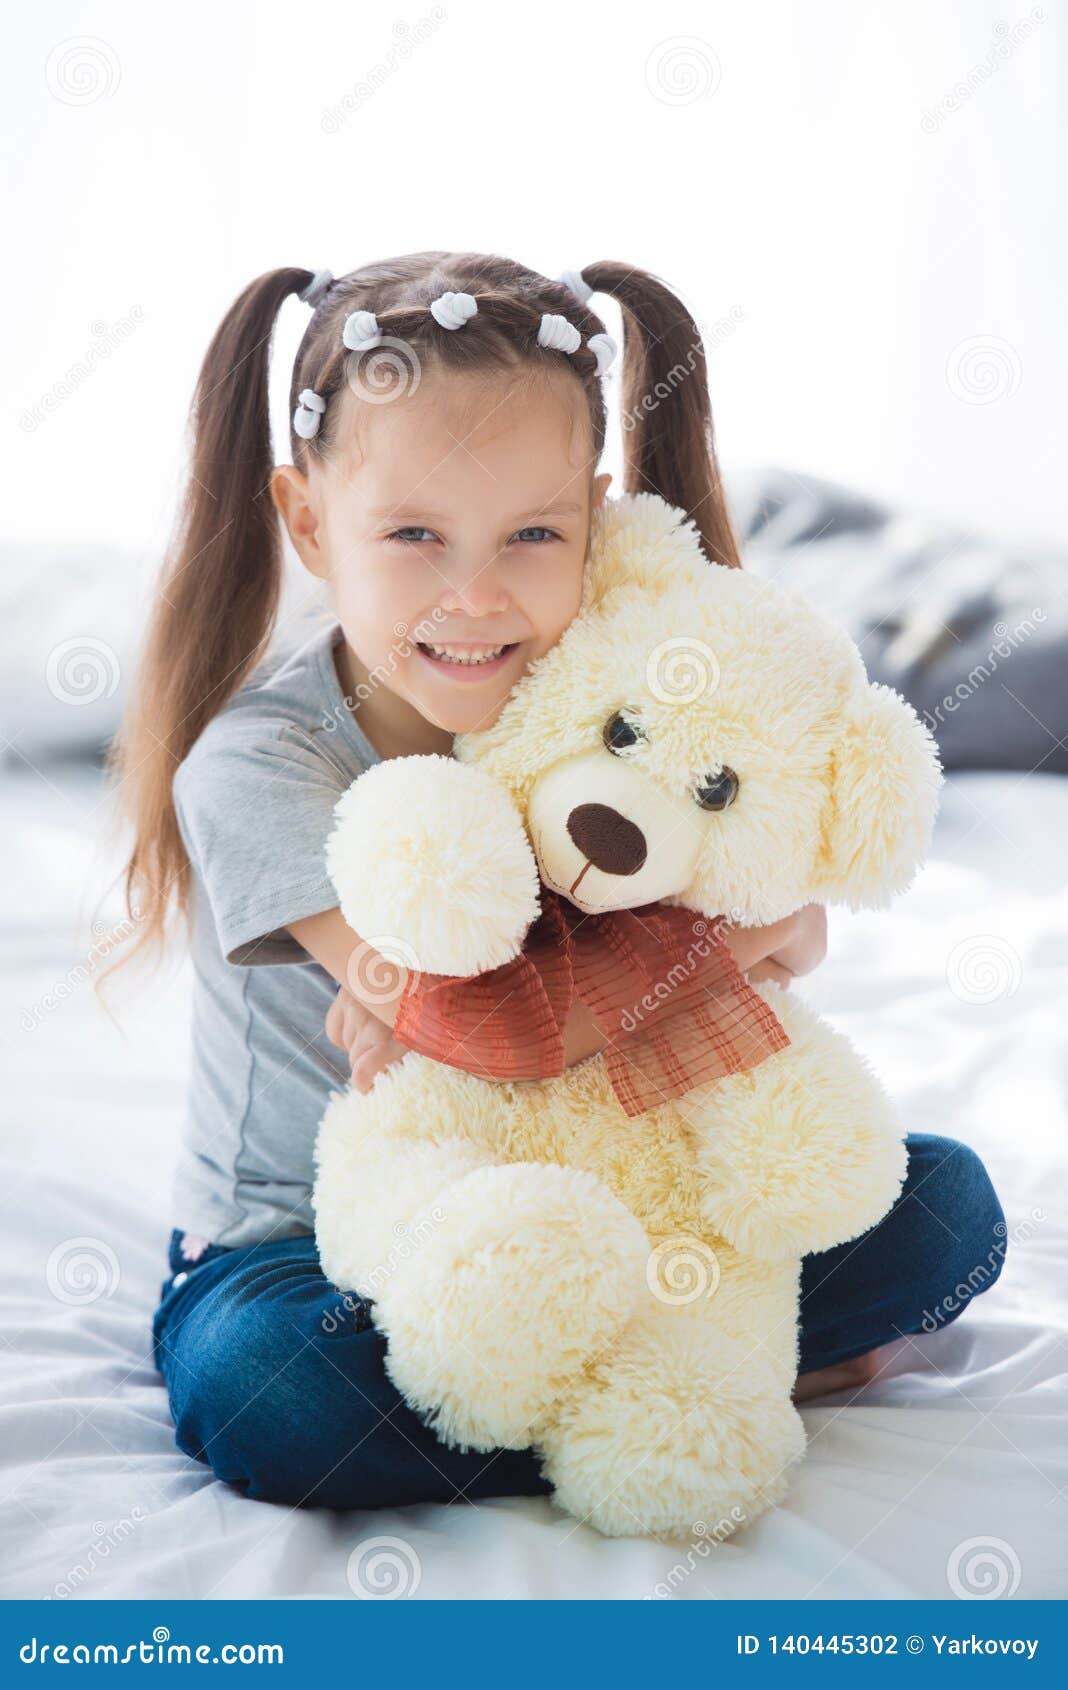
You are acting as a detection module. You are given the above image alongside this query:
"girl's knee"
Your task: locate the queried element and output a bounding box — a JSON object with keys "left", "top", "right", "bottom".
{"left": 161, "top": 1283, "right": 414, "bottom": 1507}
{"left": 901, "top": 1134, "right": 1007, "bottom": 1334}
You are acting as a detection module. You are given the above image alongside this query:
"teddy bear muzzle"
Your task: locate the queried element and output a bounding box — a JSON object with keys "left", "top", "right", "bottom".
{"left": 528, "top": 752, "right": 706, "bottom": 912}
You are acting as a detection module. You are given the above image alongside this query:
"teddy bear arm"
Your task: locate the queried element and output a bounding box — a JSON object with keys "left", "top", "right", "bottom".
{"left": 325, "top": 754, "right": 542, "bottom": 976}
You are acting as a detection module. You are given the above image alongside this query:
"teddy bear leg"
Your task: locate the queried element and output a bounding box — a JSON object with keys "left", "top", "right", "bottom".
{"left": 373, "top": 1161, "right": 651, "bottom": 1456}
{"left": 535, "top": 1294, "right": 806, "bottom": 1542}
{"left": 689, "top": 981, "right": 909, "bottom": 1261}
{"left": 314, "top": 1132, "right": 496, "bottom": 1305}
{"left": 313, "top": 1061, "right": 509, "bottom": 1300}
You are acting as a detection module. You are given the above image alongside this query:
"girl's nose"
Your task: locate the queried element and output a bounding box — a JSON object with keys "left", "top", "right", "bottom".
{"left": 437, "top": 567, "right": 511, "bottom": 618}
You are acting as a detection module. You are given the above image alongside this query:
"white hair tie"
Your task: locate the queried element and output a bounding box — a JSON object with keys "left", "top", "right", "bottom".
{"left": 342, "top": 310, "right": 382, "bottom": 351}
{"left": 429, "top": 291, "right": 478, "bottom": 330}
{"left": 300, "top": 269, "right": 334, "bottom": 307}
{"left": 293, "top": 387, "right": 326, "bottom": 440}
{"left": 537, "top": 312, "right": 582, "bottom": 354}
{"left": 587, "top": 332, "right": 618, "bottom": 377}
{"left": 556, "top": 269, "right": 593, "bottom": 305}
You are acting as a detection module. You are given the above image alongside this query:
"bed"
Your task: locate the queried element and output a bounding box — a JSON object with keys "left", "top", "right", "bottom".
{"left": 1, "top": 750, "right": 1064, "bottom": 1600}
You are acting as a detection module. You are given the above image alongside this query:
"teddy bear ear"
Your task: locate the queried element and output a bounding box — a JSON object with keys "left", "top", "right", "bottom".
{"left": 581, "top": 492, "right": 709, "bottom": 611}
{"left": 813, "top": 682, "right": 944, "bottom": 908}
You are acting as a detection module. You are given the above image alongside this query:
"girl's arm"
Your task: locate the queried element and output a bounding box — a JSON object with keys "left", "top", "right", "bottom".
{"left": 291, "top": 903, "right": 828, "bottom": 1084}
{"left": 289, "top": 906, "right": 406, "bottom": 1029}
{"left": 290, "top": 904, "right": 606, "bottom": 1076}
{"left": 746, "top": 903, "right": 827, "bottom": 983}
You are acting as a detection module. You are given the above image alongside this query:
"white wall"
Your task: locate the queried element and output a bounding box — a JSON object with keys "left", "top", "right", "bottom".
{"left": 5, "top": 0, "right": 1065, "bottom": 570}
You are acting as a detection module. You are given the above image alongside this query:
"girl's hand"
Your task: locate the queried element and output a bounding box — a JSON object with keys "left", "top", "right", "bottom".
{"left": 766, "top": 901, "right": 827, "bottom": 979}
{"left": 562, "top": 903, "right": 828, "bottom": 1066}
{"left": 746, "top": 958, "right": 796, "bottom": 988}
{"left": 725, "top": 903, "right": 828, "bottom": 990}
{"left": 325, "top": 985, "right": 410, "bottom": 1092}
{"left": 318, "top": 907, "right": 827, "bottom": 1083}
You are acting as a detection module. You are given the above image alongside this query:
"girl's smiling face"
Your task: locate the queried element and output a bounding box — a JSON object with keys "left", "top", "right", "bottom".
{"left": 273, "top": 364, "right": 611, "bottom": 758}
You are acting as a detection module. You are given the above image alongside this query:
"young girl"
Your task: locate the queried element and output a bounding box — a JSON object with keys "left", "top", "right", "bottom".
{"left": 112, "top": 252, "right": 1005, "bottom": 1513}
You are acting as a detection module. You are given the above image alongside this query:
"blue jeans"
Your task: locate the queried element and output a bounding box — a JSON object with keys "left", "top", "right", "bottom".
{"left": 151, "top": 1132, "right": 1005, "bottom": 1510}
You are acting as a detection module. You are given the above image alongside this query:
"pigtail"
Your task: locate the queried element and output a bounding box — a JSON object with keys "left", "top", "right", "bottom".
{"left": 581, "top": 261, "right": 742, "bottom": 569}
{"left": 104, "top": 266, "right": 310, "bottom": 973}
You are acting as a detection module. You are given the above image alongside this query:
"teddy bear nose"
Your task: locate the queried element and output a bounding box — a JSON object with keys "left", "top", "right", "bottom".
{"left": 566, "top": 803, "right": 648, "bottom": 877}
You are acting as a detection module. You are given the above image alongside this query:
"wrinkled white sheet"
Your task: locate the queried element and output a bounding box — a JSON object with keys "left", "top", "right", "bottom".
{"left": 0, "top": 761, "right": 1064, "bottom": 1599}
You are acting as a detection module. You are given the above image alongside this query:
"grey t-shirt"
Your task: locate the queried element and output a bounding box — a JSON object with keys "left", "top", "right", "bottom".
{"left": 170, "top": 617, "right": 383, "bottom": 1249}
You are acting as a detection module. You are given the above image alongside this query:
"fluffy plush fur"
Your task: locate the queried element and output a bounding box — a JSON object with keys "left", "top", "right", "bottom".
{"left": 313, "top": 492, "right": 943, "bottom": 1543}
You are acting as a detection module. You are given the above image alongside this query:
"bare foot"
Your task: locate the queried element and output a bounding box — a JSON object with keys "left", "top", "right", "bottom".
{"left": 792, "top": 1346, "right": 887, "bottom": 1404}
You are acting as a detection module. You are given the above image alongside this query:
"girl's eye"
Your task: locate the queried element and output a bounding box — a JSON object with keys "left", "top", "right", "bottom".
{"left": 386, "top": 527, "right": 436, "bottom": 544}
{"left": 385, "top": 526, "right": 559, "bottom": 545}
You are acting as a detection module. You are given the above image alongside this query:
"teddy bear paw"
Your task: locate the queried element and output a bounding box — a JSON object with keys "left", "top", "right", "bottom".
{"left": 536, "top": 1302, "right": 807, "bottom": 1541}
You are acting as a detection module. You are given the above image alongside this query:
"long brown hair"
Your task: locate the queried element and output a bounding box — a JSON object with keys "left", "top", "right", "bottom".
{"left": 105, "top": 250, "right": 742, "bottom": 975}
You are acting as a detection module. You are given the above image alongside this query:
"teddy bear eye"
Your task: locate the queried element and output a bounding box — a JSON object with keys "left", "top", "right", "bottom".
{"left": 603, "top": 710, "right": 646, "bottom": 754}
{"left": 694, "top": 767, "right": 740, "bottom": 811}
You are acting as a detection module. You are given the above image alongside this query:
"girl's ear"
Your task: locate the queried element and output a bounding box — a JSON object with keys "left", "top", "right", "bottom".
{"left": 271, "top": 464, "right": 327, "bottom": 579}
{"left": 814, "top": 682, "right": 943, "bottom": 908}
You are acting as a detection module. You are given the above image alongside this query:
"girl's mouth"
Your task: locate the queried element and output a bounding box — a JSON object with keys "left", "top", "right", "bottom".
{"left": 416, "top": 641, "right": 520, "bottom": 680}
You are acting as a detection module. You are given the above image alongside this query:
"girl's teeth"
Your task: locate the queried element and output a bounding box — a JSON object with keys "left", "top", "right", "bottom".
{"left": 423, "top": 643, "right": 509, "bottom": 665}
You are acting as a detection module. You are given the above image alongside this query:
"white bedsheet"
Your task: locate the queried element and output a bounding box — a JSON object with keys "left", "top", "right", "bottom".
{"left": 1, "top": 760, "right": 1065, "bottom": 1600}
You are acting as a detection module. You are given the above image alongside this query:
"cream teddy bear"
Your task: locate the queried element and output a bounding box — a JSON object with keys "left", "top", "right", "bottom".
{"left": 313, "top": 492, "right": 943, "bottom": 1543}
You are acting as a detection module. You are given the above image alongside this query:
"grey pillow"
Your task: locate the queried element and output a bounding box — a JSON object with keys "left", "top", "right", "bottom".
{"left": 727, "top": 465, "right": 1067, "bottom": 774}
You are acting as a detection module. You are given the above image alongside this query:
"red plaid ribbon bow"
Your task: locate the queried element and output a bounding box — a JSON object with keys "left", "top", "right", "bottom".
{"left": 392, "top": 888, "right": 790, "bottom": 1117}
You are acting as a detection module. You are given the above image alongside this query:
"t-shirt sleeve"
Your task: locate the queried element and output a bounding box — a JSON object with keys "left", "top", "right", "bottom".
{"left": 173, "top": 719, "right": 355, "bottom": 967}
